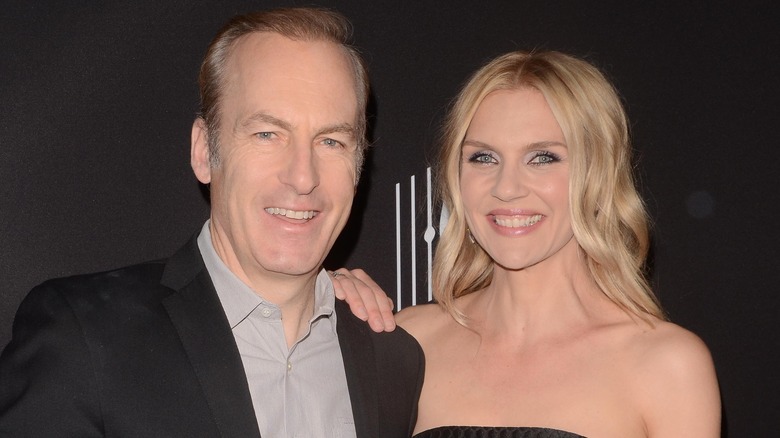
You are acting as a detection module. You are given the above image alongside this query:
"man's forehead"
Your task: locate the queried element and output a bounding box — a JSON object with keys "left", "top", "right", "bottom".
{"left": 222, "top": 33, "right": 354, "bottom": 96}
{"left": 216, "top": 30, "right": 361, "bottom": 143}
{"left": 229, "top": 32, "right": 349, "bottom": 73}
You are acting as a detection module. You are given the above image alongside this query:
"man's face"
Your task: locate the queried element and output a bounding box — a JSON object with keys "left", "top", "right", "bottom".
{"left": 191, "top": 32, "right": 359, "bottom": 288}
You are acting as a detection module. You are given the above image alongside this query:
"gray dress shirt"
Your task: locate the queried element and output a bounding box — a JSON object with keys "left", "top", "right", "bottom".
{"left": 197, "top": 222, "right": 356, "bottom": 438}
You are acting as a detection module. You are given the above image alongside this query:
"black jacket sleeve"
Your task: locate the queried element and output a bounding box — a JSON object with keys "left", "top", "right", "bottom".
{"left": 0, "top": 283, "right": 104, "bottom": 437}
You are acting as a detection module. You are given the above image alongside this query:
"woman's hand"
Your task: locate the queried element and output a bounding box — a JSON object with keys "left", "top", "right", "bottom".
{"left": 330, "top": 268, "right": 396, "bottom": 332}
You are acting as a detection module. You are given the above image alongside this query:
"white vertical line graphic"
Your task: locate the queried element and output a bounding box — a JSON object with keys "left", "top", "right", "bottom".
{"left": 395, "top": 167, "right": 435, "bottom": 309}
{"left": 395, "top": 183, "right": 402, "bottom": 311}
{"left": 410, "top": 175, "right": 417, "bottom": 306}
{"left": 424, "top": 167, "right": 434, "bottom": 302}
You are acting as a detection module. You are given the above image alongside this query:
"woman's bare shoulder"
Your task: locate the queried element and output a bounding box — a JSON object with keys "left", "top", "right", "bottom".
{"left": 630, "top": 320, "right": 715, "bottom": 373}
{"left": 396, "top": 303, "right": 452, "bottom": 340}
{"left": 625, "top": 320, "right": 721, "bottom": 436}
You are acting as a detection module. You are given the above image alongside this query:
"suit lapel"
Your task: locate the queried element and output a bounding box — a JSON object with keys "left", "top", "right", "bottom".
{"left": 161, "top": 237, "right": 261, "bottom": 437}
{"left": 336, "top": 301, "right": 379, "bottom": 438}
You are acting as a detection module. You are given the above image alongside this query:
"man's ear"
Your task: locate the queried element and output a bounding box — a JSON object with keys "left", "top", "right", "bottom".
{"left": 191, "top": 118, "right": 212, "bottom": 184}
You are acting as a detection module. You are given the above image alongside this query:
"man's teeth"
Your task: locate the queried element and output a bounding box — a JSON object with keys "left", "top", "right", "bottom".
{"left": 494, "top": 214, "right": 543, "bottom": 228}
{"left": 265, "top": 207, "right": 316, "bottom": 220}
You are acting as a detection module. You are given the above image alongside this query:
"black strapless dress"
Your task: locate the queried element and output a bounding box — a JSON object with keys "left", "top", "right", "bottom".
{"left": 413, "top": 426, "right": 585, "bottom": 438}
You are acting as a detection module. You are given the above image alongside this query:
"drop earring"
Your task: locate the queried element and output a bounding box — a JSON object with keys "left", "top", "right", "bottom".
{"left": 467, "top": 228, "right": 475, "bottom": 244}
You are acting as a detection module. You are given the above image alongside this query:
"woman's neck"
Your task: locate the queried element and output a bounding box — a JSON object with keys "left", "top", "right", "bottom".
{"left": 465, "top": 240, "right": 609, "bottom": 343}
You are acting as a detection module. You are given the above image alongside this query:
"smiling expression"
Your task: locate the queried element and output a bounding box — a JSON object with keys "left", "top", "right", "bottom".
{"left": 191, "top": 32, "right": 359, "bottom": 287}
{"left": 460, "top": 87, "right": 575, "bottom": 271}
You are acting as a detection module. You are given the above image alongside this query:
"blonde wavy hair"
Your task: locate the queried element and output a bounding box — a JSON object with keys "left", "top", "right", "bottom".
{"left": 433, "top": 51, "right": 664, "bottom": 323}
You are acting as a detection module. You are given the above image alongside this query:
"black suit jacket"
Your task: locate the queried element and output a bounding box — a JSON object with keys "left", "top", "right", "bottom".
{"left": 0, "top": 237, "right": 424, "bottom": 437}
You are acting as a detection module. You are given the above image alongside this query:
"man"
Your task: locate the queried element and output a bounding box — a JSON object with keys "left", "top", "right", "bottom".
{"left": 0, "top": 8, "right": 423, "bottom": 437}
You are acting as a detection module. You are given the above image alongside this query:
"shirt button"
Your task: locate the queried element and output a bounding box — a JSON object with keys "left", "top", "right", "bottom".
{"left": 261, "top": 307, "right": 272, "bottom": 317}
{"left": 287, "top": 361, "right": 292, "bottom": 372}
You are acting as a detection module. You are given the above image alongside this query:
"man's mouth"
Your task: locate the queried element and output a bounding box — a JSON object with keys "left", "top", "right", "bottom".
{"left": 265, "top": 207, "right": 317, "bottom": 220}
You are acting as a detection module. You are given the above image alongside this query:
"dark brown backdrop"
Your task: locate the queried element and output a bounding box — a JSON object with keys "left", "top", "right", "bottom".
{"left": 1, "top": 1, "right": 777, "bottom": 435}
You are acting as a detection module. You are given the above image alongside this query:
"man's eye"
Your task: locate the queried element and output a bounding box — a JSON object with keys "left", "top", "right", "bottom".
{"left": 256, "top": 132, "right": 274, "bottom": 140}
{"left": 322, "top": 138, "right": 344, "bottom": 148}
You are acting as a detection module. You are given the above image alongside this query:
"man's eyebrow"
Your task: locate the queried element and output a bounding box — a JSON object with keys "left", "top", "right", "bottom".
{"left": 240, "top": 112, "right": 292, "bottom": 131}
{"left": 317, "top": 123, "right": 357, "bottom": 138}
{"left": 240, "top": 113, "right": 356, "bottom": 139}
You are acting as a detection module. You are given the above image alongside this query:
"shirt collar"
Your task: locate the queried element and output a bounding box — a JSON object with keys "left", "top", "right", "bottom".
{"left": 197, "top": 221, "right": 337, "bottom": 333}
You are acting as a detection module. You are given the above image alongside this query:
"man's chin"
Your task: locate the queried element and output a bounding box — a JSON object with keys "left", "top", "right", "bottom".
{"left": 262, "top": 256, "right": 326, "bottom": 278}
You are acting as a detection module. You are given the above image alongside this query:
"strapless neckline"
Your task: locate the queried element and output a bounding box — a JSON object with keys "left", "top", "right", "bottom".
{"left": 413, "top": 425, "right": 585, "bottom": 438}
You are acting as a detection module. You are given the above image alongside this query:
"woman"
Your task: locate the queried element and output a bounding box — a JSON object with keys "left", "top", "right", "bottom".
{"left": 338, "top": 50, "right": 720, "bottom": 437}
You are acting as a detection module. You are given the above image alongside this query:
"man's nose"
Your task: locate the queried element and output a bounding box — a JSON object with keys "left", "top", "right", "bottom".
{"left": 280, "top": 140, "right": 319, "bottom": 195}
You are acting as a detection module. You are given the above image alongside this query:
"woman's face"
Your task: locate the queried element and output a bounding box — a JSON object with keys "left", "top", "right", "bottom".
{"left": 459, "top": 87, "right": 574, "bottom": 271}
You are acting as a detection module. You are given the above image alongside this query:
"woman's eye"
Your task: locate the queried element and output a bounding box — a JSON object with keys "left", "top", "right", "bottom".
{"left": 468, "top": 152, "right": 497, "bottom": 165}
{"left": 528, "top": 151, "right": 560, "bottom": 165}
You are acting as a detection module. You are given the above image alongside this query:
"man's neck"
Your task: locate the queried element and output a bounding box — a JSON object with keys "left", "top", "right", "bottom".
{"left": 278, "top": 288, "right": 316, "bottom": 348}
{"left": 243, "top": 270, "right": 319, "bottom": 349}
{"left": 206, "top": 221, "right": 321, "bottom": 348}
